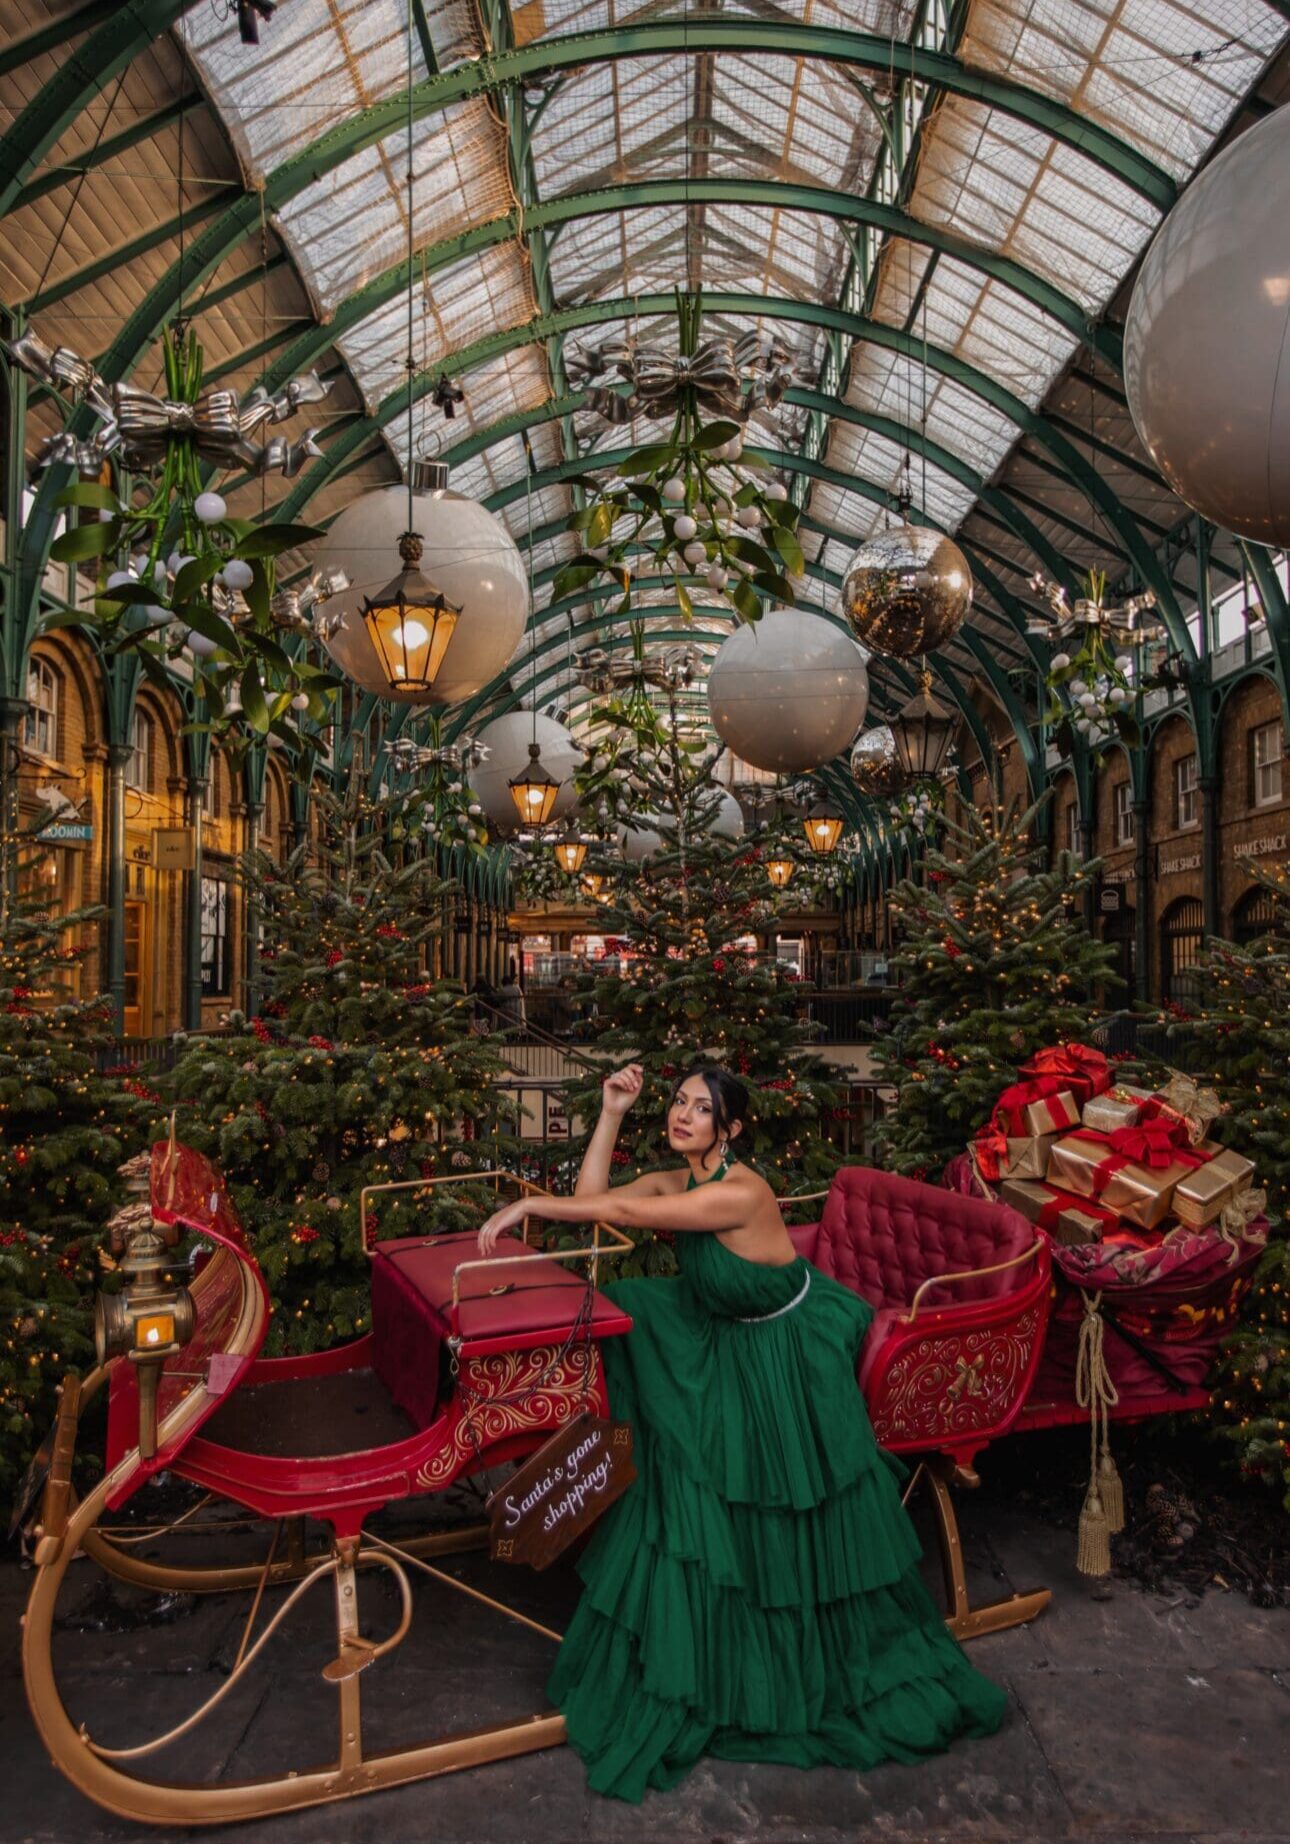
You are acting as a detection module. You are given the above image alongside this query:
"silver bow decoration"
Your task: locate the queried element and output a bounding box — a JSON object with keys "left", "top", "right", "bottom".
{"left": 1155, "top": 1070, "right": 1226, "bottom": 1146}
{"left": 4, "top": 328, "right": 332, "bottom": 478}
{"left": 271, "top": 567, "right": 349, "bottom": 634}
{"left": 568, "top": 328, "right": 796, "bottom": 426}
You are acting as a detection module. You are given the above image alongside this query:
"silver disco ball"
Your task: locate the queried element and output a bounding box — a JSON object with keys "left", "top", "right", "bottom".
{"left": 850, "top": 727, "right": 909, "bottom": 799}
{"left": 840, "top": 523, "right": 973, "bottom": 659}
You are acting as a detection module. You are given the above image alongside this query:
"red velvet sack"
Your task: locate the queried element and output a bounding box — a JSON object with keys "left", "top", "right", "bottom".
{"left": 1032, "top": 1222, "right": 1267, "bottom": 1405}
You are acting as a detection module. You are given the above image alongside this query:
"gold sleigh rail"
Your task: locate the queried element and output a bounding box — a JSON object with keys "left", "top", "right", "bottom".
{"left": 359, "top": 1168, "right": 635, "bottom": 1303}
{"left": 906, "top": 1238, "right": 1044, "bottom": 1323}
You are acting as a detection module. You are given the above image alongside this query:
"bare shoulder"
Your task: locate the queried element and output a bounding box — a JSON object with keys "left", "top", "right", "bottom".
{"left": 727, "top": 1162, "right": 774, "bottom": 1199}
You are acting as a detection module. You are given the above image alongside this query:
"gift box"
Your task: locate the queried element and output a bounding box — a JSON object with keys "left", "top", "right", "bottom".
{"left": 999, "top": 1178, "right": 1120, "bottom": 1243}
{"left": 1172, "top": 1144, "right": 1256, "bottom": 1229}
{"left": 996, "top": 1132, "right": 1062, "bottom": 1180}
{"left": 1019, "top": 1042, "right": 1111, "bottom": 1107}
{"left": 1081, "top": 1084, "right": 1154, "bottom": 1134}
{"left": 1046, "top": 1123, "right": 1206, "bottom": 1231}
{"left": 993, "top": 1079, "right": 1081, "bottom": 1137}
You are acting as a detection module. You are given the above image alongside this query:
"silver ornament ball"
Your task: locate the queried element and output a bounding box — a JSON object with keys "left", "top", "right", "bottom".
{"left": 840, "top": 524, "right": 973, "bottom": 658}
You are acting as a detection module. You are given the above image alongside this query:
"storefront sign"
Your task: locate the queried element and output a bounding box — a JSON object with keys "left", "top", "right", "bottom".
{"left": 1099, "top": 886, "right": 1121, "bottom": 913}
{"left": 1158, "top": 851, "right": 1202, "bottom": 875}
{"left": 488, "top": 1413, "right": 635, "bottom": 1569}
{"left": 153, "top": 826, "right": 196, "bottom": 870}
{"left": 1102, "top": 866, "right": 1134, "bottom": 887}
{"left": 37, "top": 821, "right": 92, "bottom": 843}
{"left": 1233, "top": 833, "right": 1287, "bottom": 862}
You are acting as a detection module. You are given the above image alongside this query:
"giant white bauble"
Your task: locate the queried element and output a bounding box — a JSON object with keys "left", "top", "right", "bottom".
{"left": 1125, "top": 106, "right": 1290, "bottom": 546}
{"left": 706, "top": 610, "right": 869, "bottom": 774}
{"left": 710, "top": 788, "right": 745, "bottom": 840}
{"left": 618, "top": 819, "right": 663, "bottom": 862}
{"left": 312, "top": 480, "right": 528, "bottom": 705}
{"left": 471, "top": 712, "right": 581, "bottom": 835}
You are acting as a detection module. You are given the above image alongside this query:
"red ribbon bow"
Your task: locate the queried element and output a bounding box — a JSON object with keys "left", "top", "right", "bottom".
{"left": 1107, "top": 1117, "right": 1188, "bottom": 1170}
{"left": 1020, "top": 1041, "right": 1110, "bottom": 1101}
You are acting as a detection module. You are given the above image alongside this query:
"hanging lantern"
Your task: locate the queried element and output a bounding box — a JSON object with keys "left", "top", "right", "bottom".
{"left": 802, "top": 800, "right": 844, "bottom": 857}
{"left": 581, "top": 871, "right": 606, "bottom": 899}
{"left": 358, "top": 531, "right": 461, "bottom": 693}
{"left": 509, "top": 741, "right": 562, "bottom": 828}
{"left": 889, "top": 668, "right": 957, "bottom": 782}
{"left": 766, "top": 852, "right": 796, "bottom": 889}
{"left": 553, "top": 835, "right": 588, "bottom": 874}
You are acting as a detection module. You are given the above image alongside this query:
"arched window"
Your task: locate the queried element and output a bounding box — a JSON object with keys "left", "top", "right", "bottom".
{"left": 1232, "top": 885, "right": 1281, "bottom": 947}
{"left": 24, "top": 657, "right": 59, "bottom": 757}
{"left": 1160, "top": 896, "right": 1204, "bottom": 1004}
{"left": 126, "top": 709, "right": 152, "bottom": 792}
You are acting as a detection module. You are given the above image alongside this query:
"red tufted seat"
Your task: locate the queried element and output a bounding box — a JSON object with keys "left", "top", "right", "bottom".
{"left": 788, "top": 1165, "right": 1049, "bottom": 1459}
{"left": 786, "top": 1165, "right": 1053, "bottom": 1642}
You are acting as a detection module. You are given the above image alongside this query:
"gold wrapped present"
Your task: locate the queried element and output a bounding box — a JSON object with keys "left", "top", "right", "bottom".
{"left": 1046, "top": 1127, "right": 1206, "bottom": 1231}
{"left": 1000, "top": 1178, "right": 1119, "bottom": 1243}
{"left": 999, "top": 1132, "right": 1062, "bottom": 1179}
{"left": 1172, "top": 1144, "right": 1256, "bottom": 1229}
{"left": 1081, "top": 1084, "right": 1154, "bottom": 1134}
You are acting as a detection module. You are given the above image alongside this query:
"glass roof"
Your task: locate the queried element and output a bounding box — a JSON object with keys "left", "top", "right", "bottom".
{"left": 4, "top": 0, "right": 1287, "bottom": 734}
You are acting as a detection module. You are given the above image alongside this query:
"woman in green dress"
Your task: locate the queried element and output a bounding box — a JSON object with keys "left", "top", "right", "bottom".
{"left": 477, "top": 1062, "right": 1007, "bottom": 1802}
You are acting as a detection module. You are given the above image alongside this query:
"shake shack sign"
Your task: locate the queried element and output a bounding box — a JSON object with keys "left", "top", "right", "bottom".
{"left": 487, "top": 1413, "right": 635, "bottom": 1569}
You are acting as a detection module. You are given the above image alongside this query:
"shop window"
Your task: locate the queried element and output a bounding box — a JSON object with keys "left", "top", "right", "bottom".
{"left": 23, "top": 658, "right": 59, "bottom": 758}
{"left": 1250, "top": 721, "right": 1283, "bottom": 809}
{"left": 1160, "top": 896, "right": 1204, "bottom": 1004}
{"left": 1232, "top": 886, "right": 1280, "bottom": 947}
{"left": 1113, "top": 782, "right": 1135, "bottom": 848}
{"left": 200, "top": 877, "right": 231, "bottom": 998}
{"left": 125, "top": 709, "right": 152, "bottom": 792}
{"left": 1063, "top": 803, "right": 1079, "bottom": 857}
{"left": 1175, "top": 753, "right": 1199, "bottom": 830}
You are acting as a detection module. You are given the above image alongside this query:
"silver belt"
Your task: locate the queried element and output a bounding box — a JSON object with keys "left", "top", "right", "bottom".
{"left": 736, "top": 1267, "right": 811, "bottom": 1323}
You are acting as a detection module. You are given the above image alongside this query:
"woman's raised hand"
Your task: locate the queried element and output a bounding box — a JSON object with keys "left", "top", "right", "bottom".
{"left": 601, "top": 1062, "right": 644, "bottom": 1119}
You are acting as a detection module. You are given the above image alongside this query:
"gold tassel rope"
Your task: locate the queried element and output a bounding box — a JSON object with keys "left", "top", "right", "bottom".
{"left": 1074, "top": 1290, "right": 1124, "bottom": 1576}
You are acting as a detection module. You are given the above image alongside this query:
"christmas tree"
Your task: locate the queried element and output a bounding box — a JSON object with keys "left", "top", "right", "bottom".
{"left": 557, "top": 693, "right": 843, "bottom": 1272}
{"left": 166, "top": 777, "right": 516, "bottom": 1354}
{"left": 870, "top": 797, "right": 1117, "bottom": 1180}
{"left": 0, "top": 829, "right": 154, "bottom": 1500}
{"left": 1165, "top": 859, "right": 1290, "bottom": 1505}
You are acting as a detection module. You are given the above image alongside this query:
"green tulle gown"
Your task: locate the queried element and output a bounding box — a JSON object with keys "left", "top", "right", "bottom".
{"left": 547, "top": 1231, "right": 1008, "bottom": 1802}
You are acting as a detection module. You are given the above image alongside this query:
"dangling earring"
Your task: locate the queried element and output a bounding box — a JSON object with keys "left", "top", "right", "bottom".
{"left": 719, "top": 1138, "right": 730, "bottom": 1161}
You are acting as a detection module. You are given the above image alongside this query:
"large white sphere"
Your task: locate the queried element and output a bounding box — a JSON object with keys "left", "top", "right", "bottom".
{"left": 313, "top": 482, "right": 529, "bottom": 705}
{"left": 471, "top": 712, "right": 581, "bottom": 835}
{"left": 618, "top": 819, "right": 663, "bottom": 862}
{"left": 710, "top": 788, "right": 745, "bottom": 840}
{"left": 1125, "top": 106, "right": 1290, "bottom": 546}
{"left": 706, "top": 610, "right": 869, "bottom": 774}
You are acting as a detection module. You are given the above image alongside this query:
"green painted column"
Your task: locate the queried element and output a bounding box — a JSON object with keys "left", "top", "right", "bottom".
{"left": 244, "top": 799, "right": 263, "bottom": 1016}
{"left": 104, "top": 740, "right": 131, "bottom": 1035}
{"left": 1133, "top": 794, "right": 1151, "bottom": 1003}
{"left": 183, "top": 778, "right": 206, "bottom": 1031}
{"left": 1199, "top": 775, "right": 1221, "bottom": 942}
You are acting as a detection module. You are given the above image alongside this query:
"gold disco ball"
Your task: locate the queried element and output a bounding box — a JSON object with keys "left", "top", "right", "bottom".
{"left": 840, "top": 523, "right": 973, "bottom": 659}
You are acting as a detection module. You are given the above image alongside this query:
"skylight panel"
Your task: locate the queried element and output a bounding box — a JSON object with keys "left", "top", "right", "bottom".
{"left": 339, "top": 244, "right": 537, "bottom": 412}
{"left": 277, "top": 101, "right": 511, "bottom": 314}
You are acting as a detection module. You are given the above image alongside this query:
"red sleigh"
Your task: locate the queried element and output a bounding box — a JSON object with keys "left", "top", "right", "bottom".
{"left": 20, "top": 1141, "right": 635, "bottom": 1828}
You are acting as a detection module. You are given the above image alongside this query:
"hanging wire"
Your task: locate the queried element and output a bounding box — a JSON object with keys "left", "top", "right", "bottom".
{"left": 29, "top": 68, "right": 129, "bottom": 307}
{"left": 404, "top": 0, "right": 417, "bottom": 528}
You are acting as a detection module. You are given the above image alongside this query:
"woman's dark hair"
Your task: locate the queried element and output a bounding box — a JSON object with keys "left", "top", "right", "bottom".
{"left": 677, "top": 1062, "right": 749, "bottom": 1167}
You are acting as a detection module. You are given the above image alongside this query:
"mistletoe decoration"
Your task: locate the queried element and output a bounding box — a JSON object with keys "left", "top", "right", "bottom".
{"left": 1033, "top": 570, "right": 1157, "bottom": 757}
{"left": 556, "top": 295, "right": 805, "bottom": 627}
{"left": 386, "top": 723, "right": 491, "bottom": 857}
{"left": 893, "top": 778, "right": 944, "bottom": 837}
{"left": 36, "top": 325, "right": 341, "bottom": 764}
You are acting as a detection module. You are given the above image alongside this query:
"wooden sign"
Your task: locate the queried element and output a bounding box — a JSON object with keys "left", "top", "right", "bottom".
{"left": 487, "top": 1413, "right": 635, "bottom": 1570}
{"left": 153, "top": 826, "right": 196, "bottom": 870}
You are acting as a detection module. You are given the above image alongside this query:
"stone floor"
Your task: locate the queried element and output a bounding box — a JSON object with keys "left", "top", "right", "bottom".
{"left": 3, "top": 1480, "right": 1286, "bottom": 1844}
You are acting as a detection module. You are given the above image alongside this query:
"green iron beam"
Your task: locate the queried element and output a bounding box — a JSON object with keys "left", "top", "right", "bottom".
{"left": 8, "top": 91, "right": 200, "bottom": 214}
{"left": 0, "top": 0, "right": 202, "bottom": 217}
